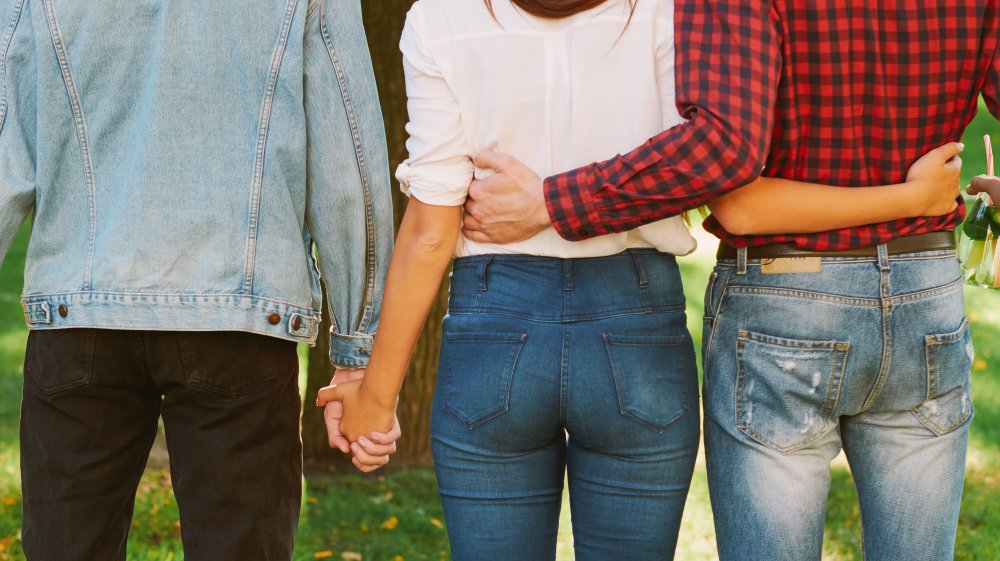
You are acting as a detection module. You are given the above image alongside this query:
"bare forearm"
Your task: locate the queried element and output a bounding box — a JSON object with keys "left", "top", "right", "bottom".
{"left": 360, "top": 200, "right": 462, "bottom": 407}
{"left": 709, "top": 177, "right": 922, "bottom": 236}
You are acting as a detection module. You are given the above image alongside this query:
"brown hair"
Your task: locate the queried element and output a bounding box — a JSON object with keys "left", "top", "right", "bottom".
{"left": 485, "top": 0, "right": 636, "bottom": 21}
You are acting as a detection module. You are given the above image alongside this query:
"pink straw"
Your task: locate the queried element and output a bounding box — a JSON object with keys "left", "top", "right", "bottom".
{"left": 987, "top": 134, "right": 994, "bottom": 176}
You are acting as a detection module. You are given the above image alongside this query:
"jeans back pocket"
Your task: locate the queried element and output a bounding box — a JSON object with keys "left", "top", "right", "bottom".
{"left": 603, "top": 332, "right": 697, "bottom": 433}
{"left": 914, "top": 318, "right": 974, "bottom": 436}
{"left": 24, "top": 329, "right": 97, "bottom": 395}
{"left": 177, "top": 332, "right": 294, "bottom": 398}
{"left": 735, "top": 329, "right": 849, "bottom": 453}
{"left": 441, "top": 332, "right": 527, "bottom": 429}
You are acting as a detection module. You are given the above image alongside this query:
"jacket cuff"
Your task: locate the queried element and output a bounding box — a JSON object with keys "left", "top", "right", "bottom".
{"left": 329, "top": 331, "right": 374, "bottom": 369}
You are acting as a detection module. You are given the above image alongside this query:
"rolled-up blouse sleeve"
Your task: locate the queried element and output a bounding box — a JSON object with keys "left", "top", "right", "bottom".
{"left": 395, "top": 4, "right": 474, "bottom": 207}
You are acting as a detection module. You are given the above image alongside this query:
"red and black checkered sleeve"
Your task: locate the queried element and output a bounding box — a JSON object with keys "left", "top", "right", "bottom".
{"left": 985, "top": 13, "right": 1000, "bottom": 119}
{"left": 543, "top": 0, "right": 783, "bottom": 241}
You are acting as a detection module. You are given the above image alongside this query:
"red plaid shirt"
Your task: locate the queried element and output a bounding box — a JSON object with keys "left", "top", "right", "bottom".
{"left": 544, "top": 0, "right": 1000, "bottom": 250}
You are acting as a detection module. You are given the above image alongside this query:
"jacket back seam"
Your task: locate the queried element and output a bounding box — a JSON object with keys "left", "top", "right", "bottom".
{"left": 242, "top": 0, "right": 301, "bottom": 293}
{"left": 42, "top": 0, "right": 97, "bottom": 290}
{"left": 0, "top": 0, "right": 27, "bottom": 135}
{"left": 320, "top": 1, "right": 377, "bottom": 334}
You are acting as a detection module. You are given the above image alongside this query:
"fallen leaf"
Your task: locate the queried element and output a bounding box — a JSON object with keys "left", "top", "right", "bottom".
{"left": 342, "top": 552, "right": 362, "bottom": 561}
{"left": 380, "top": 516, "right": 399, "bottom": 530}
{"left": 429, "top": 518, "right": 444, "bottom": 529}
{"left": 974, "top": 358, "right": 988, "bottom": 371}
{"left": 313, "top": 552, "right": 334, "bottom": 559}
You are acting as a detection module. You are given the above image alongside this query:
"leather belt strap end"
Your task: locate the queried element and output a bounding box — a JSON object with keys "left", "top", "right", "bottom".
{"left": 716, "top": 231, "right": 956, "bottom": 260}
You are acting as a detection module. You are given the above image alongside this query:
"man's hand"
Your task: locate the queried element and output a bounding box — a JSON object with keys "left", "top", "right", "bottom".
{"left": 462, "top": 151, "right": 551, "bottom": 244}
{"left": 321, "top": 368, "right": 366, "bottom": 454}
{"left": 905, "top": 142, "right": 964, "bottom": 216}
{"left": 969, "top": 174, "right": 1000, "bottom": 203}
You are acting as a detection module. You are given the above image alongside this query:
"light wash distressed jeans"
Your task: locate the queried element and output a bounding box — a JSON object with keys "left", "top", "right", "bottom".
{"left": 702, "top": 246, "right": 973, "bottom": 561}
{"left": 431, "top": 250, "right": 700, "bottom": 561}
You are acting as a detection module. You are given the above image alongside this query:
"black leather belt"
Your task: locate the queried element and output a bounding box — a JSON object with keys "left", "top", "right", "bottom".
{"left": 716, "top": 231, "right": 956, "bottom": 260}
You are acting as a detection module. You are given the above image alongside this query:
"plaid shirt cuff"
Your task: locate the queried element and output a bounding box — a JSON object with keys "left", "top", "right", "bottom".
{"left": 544, "top": 165, "right": 610, "bottom": 241}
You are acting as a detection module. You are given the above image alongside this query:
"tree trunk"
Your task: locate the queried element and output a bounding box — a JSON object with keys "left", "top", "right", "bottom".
{"left": 304, "top": 0, "right": 443, "bottom": 469}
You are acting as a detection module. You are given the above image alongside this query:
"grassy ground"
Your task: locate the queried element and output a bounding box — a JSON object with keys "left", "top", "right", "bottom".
{"left": 0, "top": 105, "right": 997, "bottom": 560}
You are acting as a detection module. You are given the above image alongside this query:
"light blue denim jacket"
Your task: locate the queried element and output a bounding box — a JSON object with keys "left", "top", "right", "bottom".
{"left": 0, "top": 0, "right": 393, "bottom": 368}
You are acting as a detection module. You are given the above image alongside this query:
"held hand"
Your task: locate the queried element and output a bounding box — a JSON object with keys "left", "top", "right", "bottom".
{"left": 905, "top": 142, "right": 964, "bottom": 216}
{"left": 316, "top": 379, "right": 397, "bottom": 446}
{"left": 321, "top": 368, "right": 367, "bottom": 453}
{"left": 462, "top": 151, "right": 551, "bottom": 244}
{"left": 968, "top": 175, "right": 1000, "bottom": 203}
{"left": 349, "top": 416, "right": 402, "bottom": 473}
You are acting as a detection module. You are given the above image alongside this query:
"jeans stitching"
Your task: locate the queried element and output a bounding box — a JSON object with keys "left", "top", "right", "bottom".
{"left": 42, "top": 0, "right": 97, "bottom": 289}
{"left": 888, "top": 277, "right": 963, "bottom": 305}
{"left": 913, "top": 320, "right": 973, "bottom": 435}
{"left": 725, "top": 285, "right": 880, "bottom": 307}
{"left": 702, "top": 267, "right": 733, "bottom": 380}
{"left": 242, "top": 0, "right": 299, "bottom": 293}
{"left": 443, "top": 332, "right": 526, "bottom": 429}
{"left": 320, "top": 3, "right": 379, "bottom": 333}
{"left": 820, "top": 343, "right": 850, "bottom": 419}
{"left": 25, "top": 330, "right": 97, "bottom": 395}
{"left": 0, "top": 0, "right": 26, "bottom": 134}
{"left": 735, "top": 330, "right": 848, "bottom": 453}
{"left": 603, "top": 333, "right": 690, "bottom": 432}
{"left": 445, "top": 305, "right": 685, "bottom": 322}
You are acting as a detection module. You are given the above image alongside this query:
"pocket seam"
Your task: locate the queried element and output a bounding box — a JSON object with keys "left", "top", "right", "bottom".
{"left": 604, "top": 333, "right": 693, "bottom": 433}
{"left": 735, "top": 329, "right": 849, "bottom": 453}
{"left": 177, "top": 334, "right": 281, "bottom": 399}
{"left": 915, "top": 318, "right": 973, "bottom": 436}
{"left": 443, "top": 332, "right": 527, "bottom": 429}
{"left": 25, "top": 330, "right": 97, "bottom": 396}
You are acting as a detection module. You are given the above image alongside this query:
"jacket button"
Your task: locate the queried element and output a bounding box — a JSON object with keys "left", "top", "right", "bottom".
{"left": 291, "top": 316, "right": 303, "bottom": 331}
{"left": 268, "top": 313, "right": 281, "bottom": 325}
{"left": 58, "top": 304, "right": 68, "bottom": 318}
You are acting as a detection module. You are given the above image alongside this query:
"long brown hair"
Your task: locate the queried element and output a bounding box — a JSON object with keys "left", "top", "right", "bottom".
{"left": 484, "top": 0, "right": 636, "bottom": 21}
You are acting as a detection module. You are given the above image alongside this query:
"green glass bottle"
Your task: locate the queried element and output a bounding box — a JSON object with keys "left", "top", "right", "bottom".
{"left": 957, "top": 193, "right": 999, "bottom": 287}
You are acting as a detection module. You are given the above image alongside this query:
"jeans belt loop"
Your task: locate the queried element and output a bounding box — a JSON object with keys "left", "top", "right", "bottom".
{"left": 629, "top": 250, "right": 650, "bottom": 288}
{"left": 562, "top": 259, "right": 574, "bottom": 292}
{"left": 737, "top": 247, "right": 748, "bottom": 275}
{"left": 476, "top": 255, "right": 493, "bottom": 292}
{"left": 877, "top": 243, "right": 890, "bottom": 271}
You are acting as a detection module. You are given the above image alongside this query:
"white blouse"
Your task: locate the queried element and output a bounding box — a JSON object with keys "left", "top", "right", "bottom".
{"left": 395, "top": 0, "right": 696, "bottom": 258}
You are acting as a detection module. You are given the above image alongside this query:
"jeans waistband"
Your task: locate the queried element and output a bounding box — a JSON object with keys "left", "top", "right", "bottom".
{"left": 448, "top": 249, "right": 686, "bottom": 321}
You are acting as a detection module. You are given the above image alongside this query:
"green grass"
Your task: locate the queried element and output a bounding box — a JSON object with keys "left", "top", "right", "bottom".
{"left": 0, "top": 106, "right": 997, "bottom": 561}
{"left": 295, "top": 471, "right": 449, "bottom": 561}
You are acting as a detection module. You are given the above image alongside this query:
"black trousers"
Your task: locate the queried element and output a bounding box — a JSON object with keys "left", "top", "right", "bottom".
{"left": 20, "top": 329, "right": 302, "bottom": 561}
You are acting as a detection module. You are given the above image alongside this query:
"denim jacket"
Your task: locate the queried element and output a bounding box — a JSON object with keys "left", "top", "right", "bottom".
{"left": 0, "top": 0, "right": 394, "bottom": 368}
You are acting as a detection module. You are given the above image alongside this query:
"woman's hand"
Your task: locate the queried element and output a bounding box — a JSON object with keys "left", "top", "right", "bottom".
{"left": 905, "top": 142, "right": 964, "bottom": 216}
{"left": 968, "top": 174, "right": 1000, "bottom": 203}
